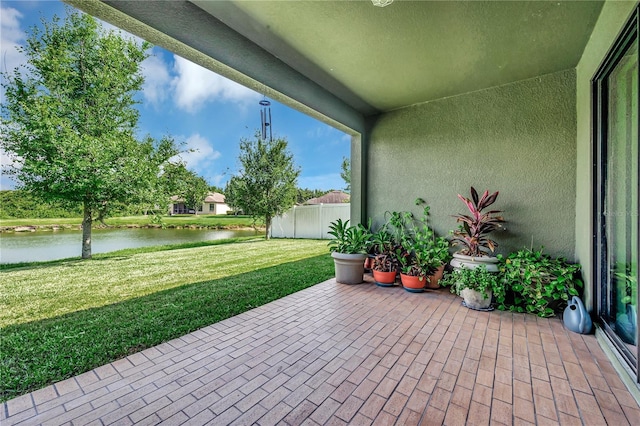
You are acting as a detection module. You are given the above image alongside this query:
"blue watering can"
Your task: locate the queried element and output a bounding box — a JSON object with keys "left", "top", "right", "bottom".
{"left": 563, "top": 296, "right": 592, "bottom": 334}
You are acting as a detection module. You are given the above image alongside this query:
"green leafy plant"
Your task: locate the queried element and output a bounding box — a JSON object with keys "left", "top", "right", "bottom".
{"left": 327, "top": 218, "right": 371, "bottom": 254}
{"left": 370, "top": 228, "right": 401, "bottom": 272}
{"left": 368, "top": 209, "right": 415, "bottom": 273}
{"left": 499, "top": 247, "right": 583, "bottom": 317}
{"left": 451, "top": 187, "right": 505, "bottom": 257}
{"left": 613, "top": 263, "right": 637, "bottom": 305}
{"left": 385, "top": 210, "right": 414, "bottom": 247}
{"left": 441, "top": 265, "right": 503, "bottom": 301}
{"left": 397, "top": 201, "right": 450, "bottom": 278}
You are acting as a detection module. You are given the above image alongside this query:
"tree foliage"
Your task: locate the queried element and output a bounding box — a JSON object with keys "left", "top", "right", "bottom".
{"left": 341, "top": 156, "right": 351, "bottom": 193}
{"left": 296, "top": 188, "right": 328, "bottom": 204}
{"left": 209, "top": 185, "right": 225, "bottom": 195}
{"left": 0, "top": 10, "right": 178, "bottom": 258}
{"left": 162, "top": 162, "right": 210, "bottom": 214}
{"left": 0, "top": 190, "right": 81, "bottom": 219}
{"left": 225, "top": 133, "right": 300, "bottom": 238}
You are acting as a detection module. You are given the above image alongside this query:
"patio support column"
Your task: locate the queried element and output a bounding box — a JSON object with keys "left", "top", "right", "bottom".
{"left": 350, "top": 116, "right": 377, "bottom": 226}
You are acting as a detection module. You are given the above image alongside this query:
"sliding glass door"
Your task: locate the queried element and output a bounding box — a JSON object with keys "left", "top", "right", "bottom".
{"left": 594, "top": 8, "right": 639, "bottom": 377}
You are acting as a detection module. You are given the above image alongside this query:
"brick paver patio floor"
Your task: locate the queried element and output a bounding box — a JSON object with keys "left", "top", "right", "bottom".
{"left": 3, "top": 275, "right": 640, "bottom": 425}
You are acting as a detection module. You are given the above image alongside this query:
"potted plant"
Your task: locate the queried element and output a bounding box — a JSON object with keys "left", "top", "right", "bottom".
{"left": 370, "top": 227, "right": 400, "bottom": 286}
{"left": 499, "top": 247, "right": 583, "bottom": 317}
{"left": 450, "top": 187, "right": 505, "bottom": 272}
{"left": 328, "top": 218, "right": 371, "bottom": 284}
{"left": 441, "top": 265, "right": 502, "bottom": 310}
{"left": 398, "top": 201, "right": 451, "bottom": 292}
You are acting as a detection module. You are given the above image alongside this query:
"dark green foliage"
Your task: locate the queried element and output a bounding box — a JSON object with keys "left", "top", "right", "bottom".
{"left": 209, "top": 185, "right": 225, "bottom": 195}
{"left": 296, "top": 188, "right": 328, "bottom": 204}
{"left": 0, "top": 254, "right": 334, "bottom": 401}
{"left": 0, "top": 190, "right": 81, "bottom": 219}
{"left": 340, "top": 156, "right": 350, "bottom": 193}
{"left": 0, "top": 190, "right": 170, "bottom": 219}
{"left": 498, "top": 247, "right": 583, "bottom": 317}
{"left": 162, "top": 162, "right": 210, "bottom": 213}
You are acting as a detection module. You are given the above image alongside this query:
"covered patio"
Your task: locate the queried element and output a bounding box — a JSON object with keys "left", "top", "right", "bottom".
{"left": 43, "top": 0, "right": 640, "bottom": 419}
{"left": 3, "top": 277, "right": 639, "bottom": 425}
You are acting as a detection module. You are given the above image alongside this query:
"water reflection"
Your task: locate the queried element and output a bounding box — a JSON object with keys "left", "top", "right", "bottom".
{"left": 0, "top": 227, "right": 261, "bottom": 264}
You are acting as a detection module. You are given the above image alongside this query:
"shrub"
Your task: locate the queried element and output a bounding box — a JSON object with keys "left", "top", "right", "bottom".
{"left": 499, "top": 247, "right": 583, "bottom": 317}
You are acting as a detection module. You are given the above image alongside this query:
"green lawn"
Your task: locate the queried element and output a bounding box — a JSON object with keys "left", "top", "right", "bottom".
{"left": 0, "top": 239, "right": 334, "bottom": 401}
{"left": 0, "top": 214, "right": 259, "bottom": 228}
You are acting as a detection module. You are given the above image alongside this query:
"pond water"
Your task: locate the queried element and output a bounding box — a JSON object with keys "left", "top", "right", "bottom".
{"left": 0, "top": 227, "right": 261, "bottom": 264}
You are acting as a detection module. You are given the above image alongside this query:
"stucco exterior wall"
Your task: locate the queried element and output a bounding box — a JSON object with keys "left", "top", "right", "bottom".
{"left": 575, "top": 0, "right": 638, "bottom": 310}
{"left": 367, "top": 69, "right": 577, "bottom": 258}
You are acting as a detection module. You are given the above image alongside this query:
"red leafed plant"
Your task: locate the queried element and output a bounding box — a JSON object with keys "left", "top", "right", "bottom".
{"left": 451, "top": 187, "right": 505, "bottom": 257}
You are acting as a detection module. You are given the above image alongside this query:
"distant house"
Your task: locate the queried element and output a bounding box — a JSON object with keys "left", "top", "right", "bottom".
{"left": 304, "top": 190, "right": 350, "bottom": 205}
{"left": 169, "top": 192, "right": 231, "bottom": 215}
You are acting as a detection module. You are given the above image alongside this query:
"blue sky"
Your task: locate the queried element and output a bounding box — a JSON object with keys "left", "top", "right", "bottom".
{"left": 0, "top": 0, "right": 350, "bottom": 191}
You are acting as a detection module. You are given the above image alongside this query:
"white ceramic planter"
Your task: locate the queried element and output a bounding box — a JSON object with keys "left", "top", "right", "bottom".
{"left": 460, "top": 288, "right": 493, "bottom": 310}
{"left": 450, "top": 253, "right": 499, "bottom": 272}
{"left": 331, "top": 252, "right": 366, "bottom": 284}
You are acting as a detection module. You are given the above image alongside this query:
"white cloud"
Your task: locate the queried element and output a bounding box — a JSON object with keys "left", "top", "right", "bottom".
{"left": 210, "top": 173, "right": 226, "bottom": 187}
{"left": 306, "top": 126, "right": 329, "bottom": 139}
{"left": 141, "top": 51, "right": 171, "bottom": 106}
{"left": 171, "top": 133, "right": 221, "bottom": 172}
{"left": 171, "top": 55, "right": 260, "bottom": 113}
{"left": 0, "top": 148, "right": 20, "bottom": 190}
{"left": 1, "top": 7, "right": 26, "bottom": 97}
{"left": 306, "top": 124, "right": 351, "bottom": 145}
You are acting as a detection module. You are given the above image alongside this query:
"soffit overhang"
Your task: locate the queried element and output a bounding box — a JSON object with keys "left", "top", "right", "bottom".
{"left": 68, "top": 0, "right": 604, "bottom": 133}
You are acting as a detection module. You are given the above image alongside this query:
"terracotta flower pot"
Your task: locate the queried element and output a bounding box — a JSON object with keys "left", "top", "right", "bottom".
{"left": 373, "top": 269, "right": 397, "bottom": 287}
{"left": 400, "top": 273, "right": 426, "bottom": 293}
{"left": 364, "top": 256, "right": 374, "bottom": 270}
{"left": 425, "top": 264, "right": 445, "bottom": 289}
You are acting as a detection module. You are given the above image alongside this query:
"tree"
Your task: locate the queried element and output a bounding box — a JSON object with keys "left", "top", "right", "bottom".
{"left": 0, "top": 190, "right": 82, "bottom": 219}
{"left": 341, "top": 156, "right": 351, "bottom": 193}
{"left": 184, "top": 175, "right": 209, "bottom": 215}
{"left": 162, "top": 162, "right": 210, "bottom": 215}
{"left": 296, "top": 188, "right": 328, "bottom": 204}
{"left": 209, "top": 185, "right": 224, "bottom": 195}
{"left": 225, "top": 133, "right": 300, "bottom": 239}
{"left": 1, "top": 10, "right": 178, "bottom": 258}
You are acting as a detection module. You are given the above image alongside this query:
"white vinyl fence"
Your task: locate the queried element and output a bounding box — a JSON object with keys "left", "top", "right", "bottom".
{"left": 270, "top": 203, "right": 350, "bottom": 239}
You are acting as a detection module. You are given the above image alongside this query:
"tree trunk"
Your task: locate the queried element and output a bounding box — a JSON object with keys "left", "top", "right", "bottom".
{"left": 265, "top": 215, "right": 271, "bottom": 240}
{"left": 82, "top": 203, "right": 92, "bottom": 259}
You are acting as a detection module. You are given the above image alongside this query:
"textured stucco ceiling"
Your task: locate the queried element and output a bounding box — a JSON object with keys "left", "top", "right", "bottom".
{"left": 192, "top": 0, "right": 604, "bottom": 112}
{"left": 68, "top": 0, "right": 604, "bottom": 130}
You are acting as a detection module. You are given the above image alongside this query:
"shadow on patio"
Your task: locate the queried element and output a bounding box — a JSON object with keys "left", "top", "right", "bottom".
{"left": 3, "top": 275, "right": 639, "bottom": 425}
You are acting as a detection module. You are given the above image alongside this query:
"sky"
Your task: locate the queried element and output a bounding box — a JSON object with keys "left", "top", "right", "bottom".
{"left": 0, "top": 0, "right": 351, "bottom": 192}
